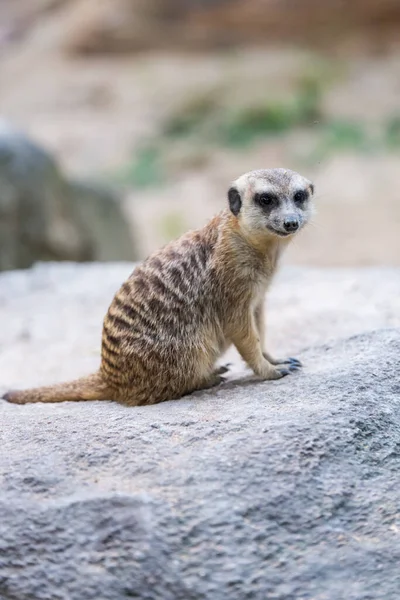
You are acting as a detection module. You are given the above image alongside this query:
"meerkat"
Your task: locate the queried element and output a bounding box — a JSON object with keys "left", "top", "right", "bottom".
{"left": 3, "top": 168, "right": 314, "bottom": 407}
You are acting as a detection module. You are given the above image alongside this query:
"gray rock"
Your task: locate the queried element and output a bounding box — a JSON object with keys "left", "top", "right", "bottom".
{"left": 0, "top": 264, "right": 399, "bottom": 599}
{"left": 68, "top": 180, "right": 136, "bottom": 262}
{"left": 0, "top": 121, "right": 136, "bottom": 271}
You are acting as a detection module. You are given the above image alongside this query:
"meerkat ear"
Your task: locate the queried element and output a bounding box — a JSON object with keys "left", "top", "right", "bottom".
{"left": 228, "top": 187, "right": 242, "bottom": 216}
{"left": 310, "top": 183, "right": 315, "bottom": 195}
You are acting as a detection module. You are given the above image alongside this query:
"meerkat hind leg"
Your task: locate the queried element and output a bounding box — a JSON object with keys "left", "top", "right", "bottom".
{"left": 189, "top": 371, "right": 226, "bottom": 396}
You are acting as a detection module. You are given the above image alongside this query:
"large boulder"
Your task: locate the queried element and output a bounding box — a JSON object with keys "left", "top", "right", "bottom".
{"left": 0, "top": 264, "right": 399, "bottom": 599}
{"left": 0, "top": 122, "right": 136, "bottom": 271}
{"left": 68, "top": 180, "right": 136, "bottom": 263}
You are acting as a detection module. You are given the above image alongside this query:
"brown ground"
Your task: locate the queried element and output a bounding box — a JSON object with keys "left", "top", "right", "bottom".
{"left": 1, "top": 5, "right": 400, "bottom": 266}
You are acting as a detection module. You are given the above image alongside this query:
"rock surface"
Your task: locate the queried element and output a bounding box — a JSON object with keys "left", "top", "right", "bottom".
{"left": 0, "top": 122, "right": 136, "bottom": 271}
{"left": 0, "top": 264, "right": 399, "bottom": 600}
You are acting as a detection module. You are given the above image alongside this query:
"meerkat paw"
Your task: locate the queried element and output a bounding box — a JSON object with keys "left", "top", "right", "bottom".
{"left": 214, "top": 363, "right": 232, "bottom": 375}
{"left": 273, "top": 364, "right": 300, "bottom": 378}
{"left": 210, "top": 373, "right": 227, "bottom": 387}
{"left": 256, "top": 358, "right": 300, "bottom": 380}
{"left": 199, "top": 372, "right": 227, "bottom": 391}
{"left": 263, "top": 353, "right": 302, "bottom": 368}
{"left": 263, "top": 367, "right": 289, "bottom": 380}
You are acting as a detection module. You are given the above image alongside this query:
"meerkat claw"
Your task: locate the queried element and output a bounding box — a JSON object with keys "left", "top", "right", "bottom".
{"left": 215, "top": 363, "right": 232, "bottom": 375}
{"left": 274, "top": 363, "right": 300, "bottom": 378}
{"left": 273, "top": 356, "right": 303, "bottom": 369}
{"left": 276, "top": 368, "right": 291, "bottom": 377}
{"left": 263, "top": 353, "right": 302, "bottom": 368}
{"left": 288, "top": 357, "right": 302, "bottom": 367}
{"left": 209, "top": 374, "right": 227, "bottom": 387}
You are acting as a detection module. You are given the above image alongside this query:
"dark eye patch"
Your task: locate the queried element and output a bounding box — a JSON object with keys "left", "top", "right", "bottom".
{"left": 255, "top": 193, "right": 278, "bottom": 209}
{"left": 293, "top": 190, "right": 309, "bottom": 205}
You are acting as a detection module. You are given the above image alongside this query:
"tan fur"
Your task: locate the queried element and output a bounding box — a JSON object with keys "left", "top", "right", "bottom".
{"left": 3, "top": 168, "right": 314, "bottom": 407}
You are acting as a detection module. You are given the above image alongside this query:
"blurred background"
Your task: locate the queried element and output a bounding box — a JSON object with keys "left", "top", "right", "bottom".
{"left": 1, "top": 0, "right": 400, "bottom": 271}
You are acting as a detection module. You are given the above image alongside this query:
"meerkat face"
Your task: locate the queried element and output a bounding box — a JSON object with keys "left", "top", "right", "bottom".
{"left": 228, "top": 168, "right": 315, "bottom": 239}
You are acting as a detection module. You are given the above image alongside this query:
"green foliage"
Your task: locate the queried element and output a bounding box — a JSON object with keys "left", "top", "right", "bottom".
{"left": 163, "top": 73, "right": 323, "bottom": 149}
{"left": 108, "top": 64, "right": 400, "bottom": 188}
{"left": 385, "top": 116, "right": 400, "bottom": 149}
{"left": 114, "top": 146, "right": 164, "bottom": 188}
{"left": 220, "top": 103, "right": 297, "bottom": 147}
{"left": 296, "top": 72, "right": 324, "bottom": 120}
{"left": 164, "top": 95, "right": 219, "bottom": 138}
{"left": 302, "top": 120, "right": 372, "bottom": 165}
{"left": 321, "top": 121, "right": 368, "bottom": 151}
{"left": 219, "top": 87, "right": 321, "bottom": 148}
{"left": 304, "top": 117, "right": 400, "bottom": 165}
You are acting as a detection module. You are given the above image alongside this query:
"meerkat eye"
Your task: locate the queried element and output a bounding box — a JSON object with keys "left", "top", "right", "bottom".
{"left": 293, "top": 190, "right": 309, "bottom": 205}
{"left": 256, "top": 193, "right": 277, "bottom": 208}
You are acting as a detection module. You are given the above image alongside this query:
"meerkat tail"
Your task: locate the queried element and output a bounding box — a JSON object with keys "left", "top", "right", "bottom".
{"left": 2, "top": 372, "right": 112, "bottom": 404}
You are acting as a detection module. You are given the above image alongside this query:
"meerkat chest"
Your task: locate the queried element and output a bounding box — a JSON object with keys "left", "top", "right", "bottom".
{"left": 250, "top": 273, "right": 271, "bottom": 308}
{"left": 227, "top": 265, "right": 272, "bottom": 314}
{"left": 248, "top": 248, "right": 283, "bottom": 307}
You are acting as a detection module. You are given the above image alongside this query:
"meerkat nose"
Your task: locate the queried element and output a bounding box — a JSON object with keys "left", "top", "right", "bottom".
{"left": 283, "top": 218, "right": 299, "bottom": 232}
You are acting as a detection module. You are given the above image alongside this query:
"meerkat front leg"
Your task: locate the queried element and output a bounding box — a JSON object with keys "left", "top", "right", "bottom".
{"left": 254, "top": 302, "right": 302, "bottom": 369}
{"left": 254, "top": 302, "right": 267, "bottom": 350}
{"left": 231, "top": 311, "right": 290, "bottom": 380}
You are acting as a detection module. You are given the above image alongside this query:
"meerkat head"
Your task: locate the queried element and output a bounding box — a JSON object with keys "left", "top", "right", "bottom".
{"left": 228, "top": 168, "right": 314, "bottom": 240}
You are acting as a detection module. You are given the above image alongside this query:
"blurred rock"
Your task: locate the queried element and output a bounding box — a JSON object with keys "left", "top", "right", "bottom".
{"left": 0, "top": 122, "right": 136, "bottom": 271}
{"left": 0, "top": 264, "right": 399, "bottom": 599}
{"left": 0, "top": 0, "right": 66, "bottom": 49}
{"left": 68, "top": 180, "right": 136, "bottom": 262}
{"left": 62, "top": 0, "right": 400, "bottom": 55}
